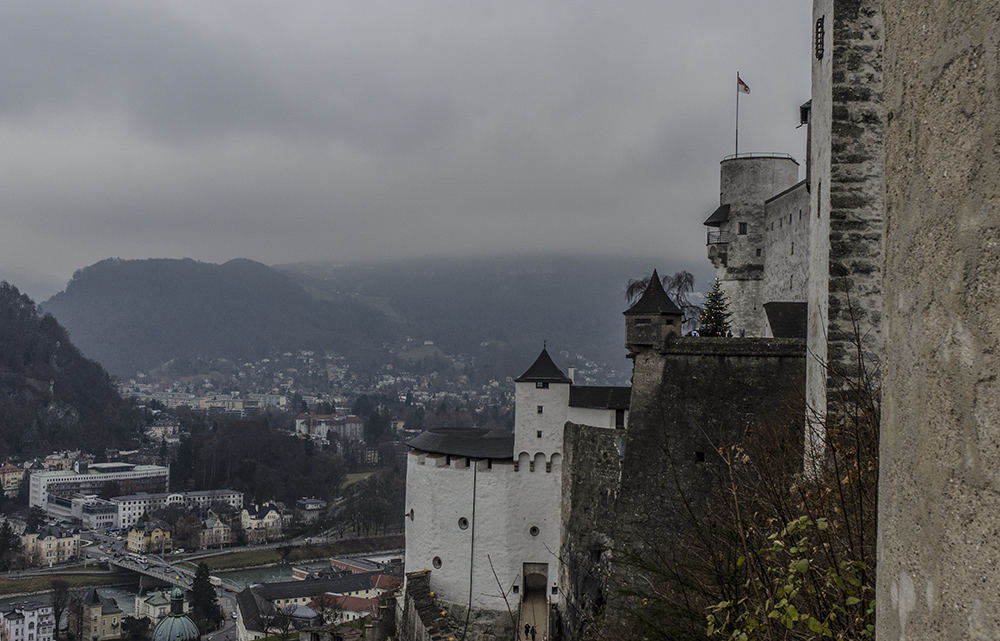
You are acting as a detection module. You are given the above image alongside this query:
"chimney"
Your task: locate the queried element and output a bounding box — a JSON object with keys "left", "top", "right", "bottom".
{"left": 567, "top": 366, "right": 575, "bottom": 383}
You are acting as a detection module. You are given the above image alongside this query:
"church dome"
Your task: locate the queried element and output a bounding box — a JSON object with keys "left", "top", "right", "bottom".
{"left": 151, "top": 588, "right": 199, "bottom": 641}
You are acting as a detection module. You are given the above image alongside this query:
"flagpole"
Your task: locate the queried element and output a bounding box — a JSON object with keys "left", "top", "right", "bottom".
{"left": 735, "top": 72, "right": 740, "bottom": 156}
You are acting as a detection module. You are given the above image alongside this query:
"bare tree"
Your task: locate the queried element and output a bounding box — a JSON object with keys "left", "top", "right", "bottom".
{"left": 49, "top": 580, "right": 71, "bottom": 641}
{"left": 626, "top": 270, "right": 701, "bottom": 331}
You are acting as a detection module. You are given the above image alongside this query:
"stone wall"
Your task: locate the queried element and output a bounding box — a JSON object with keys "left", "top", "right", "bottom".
{"left": 807, "top": 0, "right": 884, "bottom": 457}
{"left": 559, "top": 422, "right": 622, "bottom": 639}
{"left": 397, "top": 571, "right": 457, "bottom": 641}
{"left": 712, "top": 157, "right": 802, "bottom": 337}
{"left": 762, "top": 182, "right": 810, "bottom": 308}
{"left": 878, "top": 0, "right": 1000, "bottom": 638}
{"left": 601, "top": 338, "right": 806, "bottom": 638}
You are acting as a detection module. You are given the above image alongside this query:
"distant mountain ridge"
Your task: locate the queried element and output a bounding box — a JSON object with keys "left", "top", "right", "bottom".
{"left": 0, "top": 282, "right": 139, "bottom": 458}
{"left": 41, "top": 254, "right": 704, "bottom": 384}
{"left": 42, "top": 257, "right": 398, "bottom": 377}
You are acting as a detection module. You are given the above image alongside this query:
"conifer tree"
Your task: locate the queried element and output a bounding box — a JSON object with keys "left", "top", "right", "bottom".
{"left": 699, "top": 278, "right": 731, "bottom": 336}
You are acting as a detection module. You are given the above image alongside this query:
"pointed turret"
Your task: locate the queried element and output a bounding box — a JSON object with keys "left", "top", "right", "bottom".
{"left": 624, "top": 270, "right": 684, "bottom": 353}
{"left": 514, "top": 347, "right": 571, "bottom": 384}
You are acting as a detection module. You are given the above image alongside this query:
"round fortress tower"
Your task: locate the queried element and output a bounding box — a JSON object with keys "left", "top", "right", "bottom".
{"left": 705, "top": 154, "right": 800, "bottom": 336}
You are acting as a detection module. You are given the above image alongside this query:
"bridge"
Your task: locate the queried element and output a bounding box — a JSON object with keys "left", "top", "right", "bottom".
{"left": 104, "top": 555, "right": 194, "bottom": 590}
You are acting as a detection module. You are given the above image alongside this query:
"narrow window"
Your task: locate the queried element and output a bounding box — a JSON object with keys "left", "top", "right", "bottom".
{"left": 537, "top": 405, "right": 543, "bottom": 414}
{"left": 551, "top": 586, "right": 559, "bottom": 595}
{"left": 791, "top": 242, "right": 794, "bottom": 255}
{"left": 536, "top": 430, "right": 542, "bottom": 438}
{"left": 815, "top": 16, "right": 825, "bottom": 60}
{"left": 756, "top": 248, "right": 762, "bottom": 257}
{"left": 513, "top": 586, "right": 520, "bottom": 594}
{"left": 738, "top": 222, "right": 748, "bottom": 235}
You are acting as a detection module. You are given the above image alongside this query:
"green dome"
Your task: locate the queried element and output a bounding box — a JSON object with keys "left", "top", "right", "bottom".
{"left": 151, "top": 589, "right": 199, "bottom": 641}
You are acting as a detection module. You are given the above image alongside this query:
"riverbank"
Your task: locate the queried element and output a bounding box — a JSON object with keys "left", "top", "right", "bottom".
{"left": 195, "top": 534, "right": 404, "bottom": 571}
{"left": 0, "top": 573, "right": 132, "bottom": 598}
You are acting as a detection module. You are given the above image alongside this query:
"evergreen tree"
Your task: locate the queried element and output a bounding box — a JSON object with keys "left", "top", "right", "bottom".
{"left": 699, "top": 278, "right": 732, "bottom": 337}
{"left": 191, "top": 563, "right": 221, "bottom": 630}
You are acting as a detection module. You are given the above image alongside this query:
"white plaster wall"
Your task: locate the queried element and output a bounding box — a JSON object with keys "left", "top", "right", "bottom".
{"left": 806, "top": 0, "right": 833, "bottom": 458}
{"left": 566, "top": 407, "right": 626, "bottom": 430}
{"left": 405, "top": 453, "right": 563, "bottom": 612}
{"left": 514, "top": 381, "right": 570, "bottom": 458}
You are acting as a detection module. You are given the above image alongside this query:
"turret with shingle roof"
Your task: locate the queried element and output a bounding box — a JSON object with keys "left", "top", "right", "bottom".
{"left": 624, "top": 269, "right": 684, "bottom": 354}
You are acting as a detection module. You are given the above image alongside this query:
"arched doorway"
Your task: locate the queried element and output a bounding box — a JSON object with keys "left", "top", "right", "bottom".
{"left": 520, "top": 563, "right": 548, "bottom": 640}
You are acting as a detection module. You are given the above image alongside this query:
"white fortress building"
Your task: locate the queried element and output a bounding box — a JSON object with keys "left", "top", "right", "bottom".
{"left": 404, "top": 347, "right": 630, "bottom": 636}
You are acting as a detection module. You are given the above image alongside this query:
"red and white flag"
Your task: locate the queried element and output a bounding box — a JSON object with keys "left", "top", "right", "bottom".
{"left": 737, "top": 76, "right": 751, "bottom": 94}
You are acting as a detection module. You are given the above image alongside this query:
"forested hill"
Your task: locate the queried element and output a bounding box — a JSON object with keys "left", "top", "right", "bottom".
{"left": 41, "top": 254, "right": 705, "bottom": 384}
{"left": 276, "top": 253, "right": 701, "bottom": 384}
{"left": 42, "top": 258, "right": 400, "bottom": 377}
{"left": 0, "top": 282, "right": 140, "bottom": 458}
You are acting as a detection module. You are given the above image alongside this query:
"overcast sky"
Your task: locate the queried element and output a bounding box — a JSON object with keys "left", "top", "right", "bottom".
{"left": 0, "top": 1, "right": 811, "bottom": 300}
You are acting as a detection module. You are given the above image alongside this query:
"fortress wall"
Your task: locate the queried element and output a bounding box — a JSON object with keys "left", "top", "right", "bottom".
{"left": 404, "top": 451, "right": 563, "bottom": 615}
{"left": 717, "top": 157, "right": 802, "bottom": 337}
{"left": 604, "top": 338, "right": 805, "bottom": 636}
{"left": 762, "top": 184, "right": 810, "bottom": 307}
{"left": 878, "top": 1, "right": 1000, "bottom": 638}
{"left": 825, "top": 0, "right": 884, "bottom": 397}
{"left": 808, "top": 0, "right": 884, "bottom": 454}
{"left": 558, "top": 422, "right": 622, "bottom": 639}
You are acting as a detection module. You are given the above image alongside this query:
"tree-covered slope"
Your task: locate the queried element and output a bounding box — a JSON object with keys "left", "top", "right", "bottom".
{"left": 0, "top": 282, "right": 140, "bottom": 458}
{"left": 42, "top": 258, "right": 399, "bottom": 377}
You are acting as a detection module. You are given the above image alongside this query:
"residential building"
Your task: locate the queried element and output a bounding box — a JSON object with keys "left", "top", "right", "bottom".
{"left": 294, "top": 498, "right": 327, "bottom": 524}
{"left": 135, "top": 590, "right": 189, "bottom": 625}
{"left": 199, "top": 512, "right": 232, "bottom": 549}
{"left": 241, "top": 503, "right": 282, "bottom": 543}
{"left": 112, "top": 489, "right": 243, "bottom": 529}
{"left": 127, "top": 520, "right": 173, "bottom": 554}
{"left": 21, "top": 524, "right": 80, "bottom": 567}
{"left": 72, "top": 589, "right": 121, "bottom": 641}
{"left": 0, "top": 463, "right": 24, "bottom": 498}
{"left": 236, "top": 571, "right": 401, "bottom": 639}
{"left": 0, "top": 602, "right": 54, "bottom": 641}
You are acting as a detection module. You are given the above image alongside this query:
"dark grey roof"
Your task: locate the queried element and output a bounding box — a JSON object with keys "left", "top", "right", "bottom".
{"left": 703, "top": 204, "right": 730, "bottom": 227}
{"left": 764, "top": 179, "right": 807, "bottom": 204}
{"left": 514, "top": 349, "right": 571, "bottom": 383}
{"left": 252, "top": 571, "right": 395, "bottom": 602}
{"left": 407, "top": 428, "right": 514, "bottom": 460}
{"left": 568, "top": 386, "right": 631, "bottom": 410}
{"left": 26, "top": 524, "right": 73, "bottom": 539}
{"left": 624, "top": 270, "right": 682, "bottom": 316}
{"left": 763, "top": 302, "right": 808, "bottom": 339}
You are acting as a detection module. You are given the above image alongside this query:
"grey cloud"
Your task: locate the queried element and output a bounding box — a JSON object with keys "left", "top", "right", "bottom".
{"left": 0, "top": 0, "right": 811, "bottom": 298}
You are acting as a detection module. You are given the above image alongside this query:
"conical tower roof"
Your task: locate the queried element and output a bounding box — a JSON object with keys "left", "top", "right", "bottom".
{"left": 514, "top": 347, "right": 571, "bottom": 383}
{"left": 624, "top": 270, "right": 682, "bottom": 315}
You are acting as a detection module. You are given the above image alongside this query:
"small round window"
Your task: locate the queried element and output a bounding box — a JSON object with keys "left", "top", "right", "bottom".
{"left": 458, "top": 517, "right": 469, "bottom": 530}
{"left": 529, "top": 526, "right": 540, "bottom": 537}
{"left": 432, "top": 556, "right": 442, "bottom": 569}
